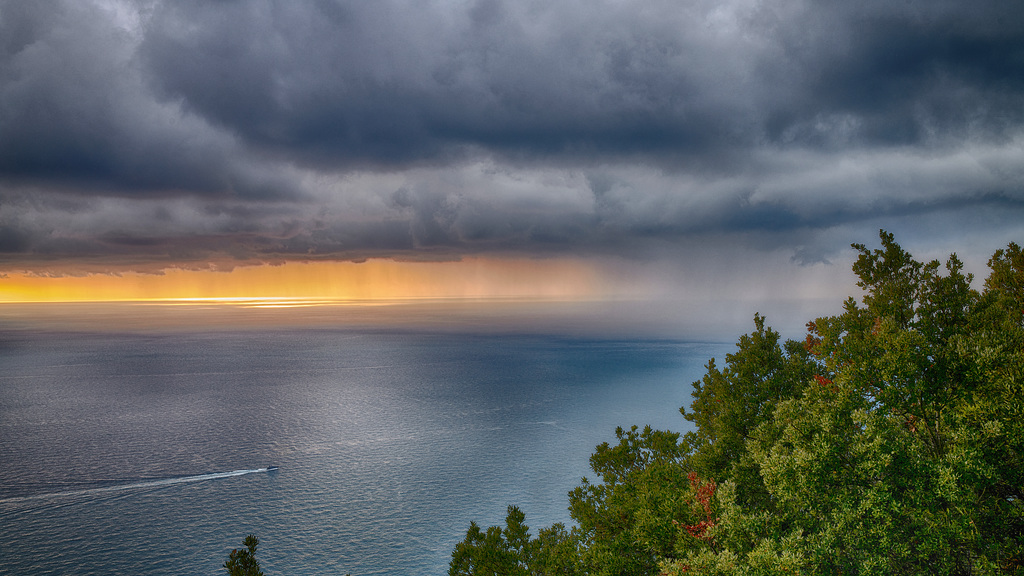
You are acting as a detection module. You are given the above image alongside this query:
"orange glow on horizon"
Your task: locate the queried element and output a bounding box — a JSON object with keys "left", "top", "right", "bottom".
{"left": 0, "top": 258, "right": 607, "bottom": 304}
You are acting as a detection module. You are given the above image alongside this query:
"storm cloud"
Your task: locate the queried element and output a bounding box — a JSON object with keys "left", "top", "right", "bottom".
{"left": 1, "top": 0, "right": 1022, "bottom": 270}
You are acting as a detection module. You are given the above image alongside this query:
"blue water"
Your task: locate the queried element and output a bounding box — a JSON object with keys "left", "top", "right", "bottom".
{"left": 0, "top": 327, "right": 730, "bottom": 575}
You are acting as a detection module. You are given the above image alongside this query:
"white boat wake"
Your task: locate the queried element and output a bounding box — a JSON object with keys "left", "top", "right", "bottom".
{"left": 0, "top": 468, "right": 273, "bottom": 504}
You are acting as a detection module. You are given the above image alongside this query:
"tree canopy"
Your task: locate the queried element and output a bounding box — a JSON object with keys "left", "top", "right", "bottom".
{"left": 224, "top": 534, "right": 265, "bottom": 576}
{"left": 451, "top": 231, "right": 1024, "bottom": 576}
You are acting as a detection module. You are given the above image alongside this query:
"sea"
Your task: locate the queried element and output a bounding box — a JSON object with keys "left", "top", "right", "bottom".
{"left": 0, "top": 303, "right": 734, "bottom": 576}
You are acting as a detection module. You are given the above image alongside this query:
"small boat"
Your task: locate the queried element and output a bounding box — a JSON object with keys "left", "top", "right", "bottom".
{"left": 266, "top": 466, "right": 279, "bottom": 472}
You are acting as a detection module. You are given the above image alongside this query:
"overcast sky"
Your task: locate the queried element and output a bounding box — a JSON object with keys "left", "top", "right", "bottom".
{"left": 1, "top": 0, "right": 1022, "bottom": 307}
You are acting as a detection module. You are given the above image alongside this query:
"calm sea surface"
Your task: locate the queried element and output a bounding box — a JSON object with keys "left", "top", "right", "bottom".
{"left": 0, "top": 325, "right": 731, "bottom": 575}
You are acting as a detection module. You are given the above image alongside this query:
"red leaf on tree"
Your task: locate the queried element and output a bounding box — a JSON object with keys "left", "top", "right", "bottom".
{"left": 683, "top": 472, "right": 717, "bottom": 542}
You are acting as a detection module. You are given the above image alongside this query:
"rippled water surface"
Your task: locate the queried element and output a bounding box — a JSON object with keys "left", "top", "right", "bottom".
{"left": 0, "top": 327, "right": 729, "bottom": 575}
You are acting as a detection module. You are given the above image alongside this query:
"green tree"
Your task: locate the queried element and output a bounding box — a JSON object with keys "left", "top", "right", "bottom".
{"left": 449, "top": 505, "right": 583, "bottom": 576}
{"left": 565, "top": 425, "right": 729, "bottom": 576}
{"left": 682, "top": 313, "right": 818, "bottom": 508}
{"left": 451, "top": 427, "right": 712, "bottom": 576}
{"left": 663, "top": 231, "right": 1024, "bottom": 575}
{"left": 455, "top": 231, "right": 1024, "bottom": 576}
{"left": 531, "top": 523, "right": 584, "bottom": 576}
{"left": 224, "top": 534, "right": 264, "bottom": 576}
{"left": 567, "top": 425, "right": 691, "bottom": 576}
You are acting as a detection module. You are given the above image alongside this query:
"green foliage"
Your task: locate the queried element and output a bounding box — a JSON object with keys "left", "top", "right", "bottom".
{"left": 449, "top": 505, "right": 582, "bottom": 576}
{"left": 224, "top": 534, "right": 265, "bottom": 576}
{"left": 986, "top": 242, "right": 1024, "bottom": 319}
{"left": 567, "top": 425, "right": 711, "bottom": 576}
{"left": 682, "top": 314, "right": 818, "bottom": 508}
{"left": 531, "top": 523, "right": 584, "bottom": 576}
{"left": 453, "top": 231, "right": 1024, "bottom": 576}
{"left": 667, "top": 230, "right": 1024, "bottom": 575}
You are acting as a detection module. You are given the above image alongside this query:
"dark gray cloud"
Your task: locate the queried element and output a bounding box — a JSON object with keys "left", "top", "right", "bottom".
{"left": 757, "top": 1, "right": 1024, "bottom": 148}
{"left": 138, "top": 0, "right": 750, "bottom": 167}
{"left": 136, "top": 0, "right": 1024, "bottom": 163}
{"left": 0, "top": 0, "right": 1022, "bottom": 272}
{"left": 0, "top": 0, "right": 304, "bottom": 199}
